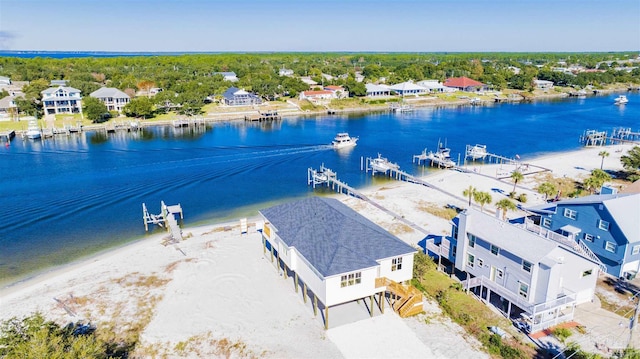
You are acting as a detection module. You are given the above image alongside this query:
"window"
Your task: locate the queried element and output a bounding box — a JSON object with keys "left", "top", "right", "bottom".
{"left": 582, "top": 269, "right": 593, "bottom": 277}
{"left": 391, "top": 257, "right": 403, "bottom": 271}
{"left": 452, "top": 225, "right": 459, "bottom": 239}
{"left": 598, "top": 220, "right": 610, "bottom": 231}
{"left": 467, "top": 254, "right": 475, "bottom": 268}
{"left": 542, "top": 217, "right": 552, "bottom": 228}
{"left": 518, "top": 282, "right": 529, "bottom": 299}
{"left": 496, "top": 268, "right": 504, "bottom": 280}
{"left": 340, "top": 272, "right": 362, "bottom": 287}
{"left": 468, "top": 234, "right": 476, "bottom": 248}
{"left": 563, "top": 208, "right": 577, "bottom": 220}
{"left": 522, "top": 260, "right": 532, "bottom": 273}
{"left": 605, "top": 241, "right": 617, "bottom": 253}
{"left": 633, "top": 245, "right": 640, "bottom": 255}
{"left": 477, "top": 258, "right": 484, "bottom": 268}
{"left": 583, "top": 233, "right": 594, "bottom": 242}
{"left": 452, "top": 245, "right": 457, "bottom": 257}
{"left": 490, "top": 245, "right": 500, "bottom": 256}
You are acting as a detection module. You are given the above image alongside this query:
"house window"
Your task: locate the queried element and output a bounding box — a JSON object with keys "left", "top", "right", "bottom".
{"left": 583, "top": 233, "right": 594, "bottom": 242}
{"left": 468, "top": 234, "right": 476, "bottom": 248}
{"left": 391, "top": 257, "right": 403, "bottom": 271}
{"left": 496, "top": 268, "right": 504, "bottom": 280}
{"left": 633, "top": 245, "right": 640, "bottom": 255}
{"left": 522, "top": 260, "right": 532, "bottom": 273}
{"left": 467, "top": 254, "right": 475, "bottom": 268}
{"left": 490, "top": 245, "right": 500, "bottom": 256}
{"left": 518, "top": 282, "right": 529, "bottom": 299}
{"left": 582, "top": 269, "right": 593, "bottom": 277}
{"left": 340, "top": 272, "right": 362, "bottom": 287}
{"left": 563, "top": 208, "right": 577, "bottom": 220}
{"left": 598, "top": 220, "right": 610, "bottom": 231}
{"left": 452, "top": 245, "right": 457, "bottom": 257}
{"left": 542, "top": 217, "right": 552, "bottom": 228}
{"left": 452, "top": 225, "right": 459, "bottom": 239}
{"left": 605, "top": 241, "right": 617, "bottom": 253}
{"left": 477, "top": 258, "right": 484, "bottom": 268}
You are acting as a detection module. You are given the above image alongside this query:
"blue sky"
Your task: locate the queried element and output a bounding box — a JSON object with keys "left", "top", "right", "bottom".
{"left": 0, "top": 0, "right": 638, "bottom": 52}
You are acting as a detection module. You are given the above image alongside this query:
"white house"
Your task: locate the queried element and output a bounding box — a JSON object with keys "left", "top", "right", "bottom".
{"left": 300, "top": 77, "right": 318, "bottom": 86}
{"left": 279, "top": 68, "right": 294, "bottom": 77}
{"left": 430, "top": 209, "right": 599, "bottom": 333}
{"left": 90, "top": 87, "right": 131, "bottom": 113}
{"left": 213, "top": 71, "right": 239, "bottom": 82}
{"left": 259, "top": 197, "right": 421, "bottom": 329}
{"left": 0, "top": 93, "right": 22, "bottom": 120}
{"left": 41, "top": 86, "right": 83, "bottom": 115}
{"left": 534, "top": 80, "right": 554, "bottom": 90}
{"left": 389, "top": 81, "right": 427, "bottom": 96}
{"left": 365, "top": 83, "right": 391, "bottom": 97}
{"left": 299, "top": 90, "right": 334, "bottom": 103}
{"left": 416, "top": 80, "right": 446, "bottom": 93}
{"left": 0, "top": 76, "right": 11, "bottom": 86}
{"left": 323, "top": 86, "right": 348, "bottom": 99}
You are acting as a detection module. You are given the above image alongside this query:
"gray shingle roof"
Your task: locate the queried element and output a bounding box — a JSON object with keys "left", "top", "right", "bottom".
{"left": 90, "top": 87, "right": 130, "bottom": 99}
{"left": 260, "top": 197, "right": 416, "bottom": 278}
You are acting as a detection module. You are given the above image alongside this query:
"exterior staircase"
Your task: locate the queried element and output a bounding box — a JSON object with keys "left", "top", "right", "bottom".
{"left": 375, "top": 277, "right": 423, "bottom": 318}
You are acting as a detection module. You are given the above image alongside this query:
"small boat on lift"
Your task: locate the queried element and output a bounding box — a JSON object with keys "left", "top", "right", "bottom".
{"left": 332, "top": 132, "right": 358, "bottom": 149}
{"left": 427, "top": 142, "right": 456, "bottom": 168}
{"left": 370, "top": 153, "right": 399, "bottom": 173}
{"left": 466, "top": 144, "right": 488, "bottom": 160}
{"left": 26, "top": 119, "right": 42, "bottom": 140}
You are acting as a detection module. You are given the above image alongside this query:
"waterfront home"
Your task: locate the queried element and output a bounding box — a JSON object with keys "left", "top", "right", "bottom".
{"left": 527, "top": 193, "right": 640, "bottom": 279}
{"left": 534, "top": 80, "right": 554, "bottom": 90}
{"left": 299, "top": 90, "right": 334, "bottom": 103}
{"left": 427, "top": 208, "right": 599, "bottom": 333}
{"left": 222, "top": 87, "right": 262, "bottom": 106}
{"left": 0, "top": 93, "right": 22, "bottom": 120}
{"left": 90, "top": 87, "right": 131, "bottom": 113}
{"left": 41, "top": 86, "right": 82, "bottom": 115}
{"left": 444, "top": 77, "right": 488, "bottom": 92}
{"left": 365, "top": 83, "right": 391, "bottom": 97}
{"left": 389, "top": 81, "right": 427, "bottom": 96}
{"left": 213, "top": 71, "right": 239, "bottom": 82}
{"left": 323, "top": 85, "right": 348, "bottom": 99}
{"left": 279, "top": 68, "right": 294, "bottom": 77}
{"left": 416, "top": 80, "right": 447, "bottom": 93}
{"left": 259, "top": 197, "right": 421, "bottom": 329}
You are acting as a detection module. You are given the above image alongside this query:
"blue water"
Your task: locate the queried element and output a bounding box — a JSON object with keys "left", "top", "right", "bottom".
{"left": 1, "top": 93, "right": 638, "bottom": 284}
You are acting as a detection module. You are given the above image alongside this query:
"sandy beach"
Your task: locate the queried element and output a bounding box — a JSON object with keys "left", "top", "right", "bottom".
{"left": 1, "top": 143, "right": 637, "bottom": 357}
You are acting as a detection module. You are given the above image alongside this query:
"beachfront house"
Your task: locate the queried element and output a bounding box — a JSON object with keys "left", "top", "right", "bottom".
{"left": 427, "top": 208, "right": 599, "bottom": 333}
{"left": 365, "top": 83, "right": 391, "bottom": 97}
{"left": 90, "top": 87, "right": 131, "bottom": 113}
{"left": 534, "top": 80, "right": 554, "bottom": 90}
{"left": 222, "top": 87, "right": 262, "bottom": 106}
{"left": 323, "top": 85, "right": 348, "bottom": 99}
{"left": 299, "top": 90, "right": 334, "bottom": 103}
{"left": 259, "top": 197, "right": 422, "bottom": 329}
{"left": 444, "top": 77, "right": 488, "bottom": 92}
{"left": 416, "top": 80, "right": 446, "bottom": 93}
{"left": 526, "top": 193, "right": 640, "bottom": 279}
{"left": 213, "top": 71, "right": 239, "bottom": 82}
{"left": 389, "top": 81, "right": 427, "bottom": 96}
{"left": 41, "top": 86, "right": 83, "bottom": 115}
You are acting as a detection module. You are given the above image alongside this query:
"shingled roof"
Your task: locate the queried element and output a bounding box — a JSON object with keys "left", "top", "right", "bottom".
{"left": 260, "top": 197, "right": 416, "bottom": 278}
{"left": 444, "top": 76, "right": 484, "bottom": 88}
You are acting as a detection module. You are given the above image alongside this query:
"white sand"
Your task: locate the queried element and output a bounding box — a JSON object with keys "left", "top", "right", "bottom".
{"left": 0, "top": 144, "right": 635, "bottom": 358}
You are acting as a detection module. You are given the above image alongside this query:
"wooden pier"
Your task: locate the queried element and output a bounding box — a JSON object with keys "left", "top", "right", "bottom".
{"left": 412, "top": 149, "right": 456, "bottom": 168}
{"left": 0, "top": 130, "right": 15, "bottom": 142}
{"left": 580, "top": 127, "right": 640, "bottom": 147}
{"left": 244, "top": 111, "right": 281, "bottom": 121}
{"left": 143, "top": 201, "right": 184, "bottom": 243}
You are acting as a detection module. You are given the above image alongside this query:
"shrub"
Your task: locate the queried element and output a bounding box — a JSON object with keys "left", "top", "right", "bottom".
{"left": 508, "top": 191, "right": 516, "bottom": 199}
{"left": 552, "top": 327, "right": 572, "bottom": 342}
{"left": 517, "top": 193, "right": 527, "bottom": 203}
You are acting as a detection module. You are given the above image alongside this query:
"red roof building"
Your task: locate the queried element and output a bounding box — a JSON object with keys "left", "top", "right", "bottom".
{"left": 444, "top": 77, "right": 487, "bottom": 92}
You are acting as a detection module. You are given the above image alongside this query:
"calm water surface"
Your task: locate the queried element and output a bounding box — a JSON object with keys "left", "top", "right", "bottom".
{"left": 1, "top": 93, "right": 638, "bottom": 285}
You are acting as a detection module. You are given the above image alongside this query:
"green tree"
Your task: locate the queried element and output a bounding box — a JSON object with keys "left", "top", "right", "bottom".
{"left": 463, "top": 185, "right": 476, "bottom": 207}
{"left": 536, "top": 182, "right": 556, "bottom": 201}
{"left": 598, "top": 150, "right": 609, "bottom": 170}
{"left": 344, "top": 77, "right": 366, "bottom": 97}
{"left": 123, "top": 97, "right": 154, "bottom": 118}
{"left": 473, "top": 191, "right": 492, "bottom": 212}
{"left": 82, "top": 97, "right": 109, "bottom": 123}
{"left": 176, "top": 91, "right": 204, "bottom": 116}
{"left": 584, "top": 169, "right": 611, "bottom": 193}
{"left": 510, "top": 170, "right": 524, "bottom": 193}
{"left": 495, "top": 199, "right": 517, "bottom": 220}
{"left": 621, "top": 146, "right": 640, "bottom": 180}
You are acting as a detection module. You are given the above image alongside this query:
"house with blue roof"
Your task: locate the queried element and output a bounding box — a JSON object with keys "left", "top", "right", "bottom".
{"left": 527, "top": 193, "right": 640, "bottom": 279}
{"left": 259, "top": 196, "right": 421, "bottom": 329}
{"left": 427, "top": 208, "right": 599, "bottom": 333}
{"left": 222, "top": 87, "right": 262, "bottom": 106}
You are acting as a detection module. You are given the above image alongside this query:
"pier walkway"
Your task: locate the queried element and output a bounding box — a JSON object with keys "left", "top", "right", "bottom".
{"left": 143, "top": 201, "right": 184, "bottom": 244}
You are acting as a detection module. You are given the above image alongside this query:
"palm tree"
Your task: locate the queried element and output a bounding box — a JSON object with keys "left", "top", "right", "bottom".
{"left": 598, "top": 150, "right": 609, "bottom": 170}
{"left": 510, "top": 170, "right": 524, "bottom": 193}
{"left": 496, "top": 199, "right": 517, "bottom": 220}
{"left": 537, "top": 182, "right": 556, "bottom": 201}
{"left": 463, "top": 185, "right": 476, "bottom": 207}
{"left": 473, "top": 191, "right": 493, "bottom": 212}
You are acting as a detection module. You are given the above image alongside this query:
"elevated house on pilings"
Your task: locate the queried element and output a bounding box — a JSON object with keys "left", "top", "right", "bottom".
{"left": 428, "top": 208, "right": 600, "bottom": 333}
{"left": 259, "top": 197, "right": 423, "bottom": 329}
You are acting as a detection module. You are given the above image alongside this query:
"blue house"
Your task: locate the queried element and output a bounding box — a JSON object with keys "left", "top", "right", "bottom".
{"left": 527, "top": 193, "right": 640, "bottom": 279}
{"left": 222, "top": 87, "right": 262, "bottom": 106}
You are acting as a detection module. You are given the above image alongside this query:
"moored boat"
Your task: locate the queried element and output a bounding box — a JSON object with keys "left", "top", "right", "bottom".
{"left": 331, "top": 133, "right": 358, "bottom": 149}
{"left": 427, "top": 142, "right": 456, "bottom": 168}
{"left": 26, "top": 120, "right": 42, "bottom": 140}
{"left": 370, "top": 153, "right": 399, "bottom": 173}
{"left": 614, "top": 95, "right": 629, "bottom": 105}
{"left": 466, "top": 144, "right": 488, "bottom": 160}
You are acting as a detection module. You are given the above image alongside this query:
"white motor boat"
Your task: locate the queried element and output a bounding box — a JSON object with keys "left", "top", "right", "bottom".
{"left": 332, "top": 133, "right": 358, "bottom": 149}
{"left": 428, "top": 143, "right": 456, "bottom": 168}
{"left": 614, "top": 95, "right": 628, "bottom": 105}
{"left": 466, "top": 144, "right": 488, "bottom": 160}
{"left": 370, "top": 154, "right": 399, "bottom": 173}
{"left": 26, "top": 120, "right": 42, "bottom": 140}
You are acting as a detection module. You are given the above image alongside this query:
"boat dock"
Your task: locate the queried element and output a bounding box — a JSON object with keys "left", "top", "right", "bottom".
{"left": 412, "top": 149, "right": 456, "bottom": 168}
{"left": 0, "top": 130, "right": 15, "bottom": 141}
{"left": 244, "top": 111, "right": 281, "bottom": 121}
{"left": 580, "top": 127, "right": 640, "bottom": 146}
{"left": 142, "top": 201, "right": 184, "bottom": 244}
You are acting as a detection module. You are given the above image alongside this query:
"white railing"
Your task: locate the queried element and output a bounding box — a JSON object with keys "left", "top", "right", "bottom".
{"left": 425, "top": 237, "right": 450, "bottom": 257}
